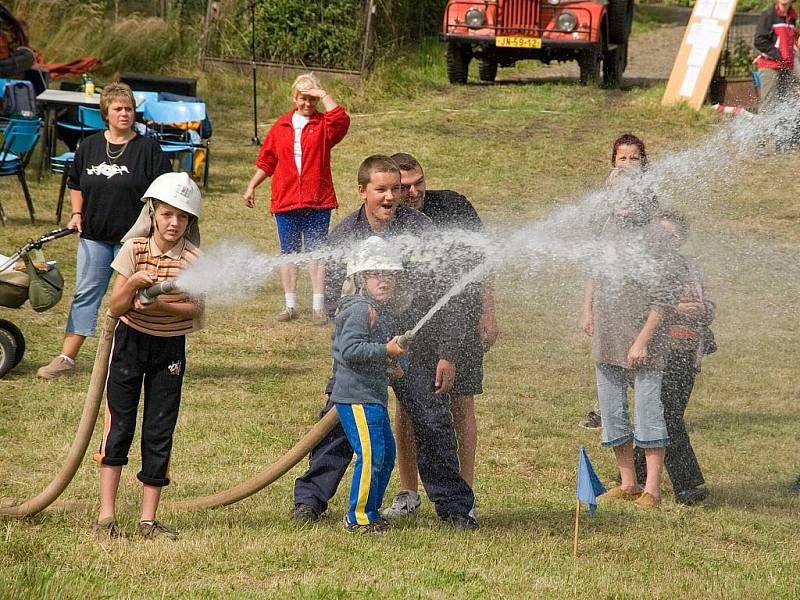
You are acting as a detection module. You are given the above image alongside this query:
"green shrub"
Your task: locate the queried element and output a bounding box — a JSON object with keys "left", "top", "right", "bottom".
{"left": 207, "top": 0, "right": 447, "bottom": 72}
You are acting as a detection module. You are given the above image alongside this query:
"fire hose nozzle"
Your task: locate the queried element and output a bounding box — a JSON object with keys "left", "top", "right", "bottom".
{"left": 397, "top": 330, "right": 414, "bottom": 349}
{"left": 137, "top": 278, "right": 179, "bottom": 306}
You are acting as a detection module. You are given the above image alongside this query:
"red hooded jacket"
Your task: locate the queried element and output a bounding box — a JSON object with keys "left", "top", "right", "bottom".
{"left": 754, "top": 3, "right": 797, "bottom": 70}
{"left": 255, "top": 105, "right": 350, "bottom": 214}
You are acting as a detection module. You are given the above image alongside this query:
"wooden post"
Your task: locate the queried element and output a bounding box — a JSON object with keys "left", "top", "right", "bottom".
{"left": 360, "top": 0, "right": 377, "bottom": 75}
{"left": 200, "top": 0, "right": 215, "bottom": 69}
{"left": 572, "top": 499, "right": 580, "bottom": 557}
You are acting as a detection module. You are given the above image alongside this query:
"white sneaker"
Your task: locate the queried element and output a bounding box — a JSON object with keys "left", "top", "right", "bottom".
{"left": 381, "top": 490, "right": 421, "bottom": 518}
{"left": 37, "top": 355, "right": 75, "bottom": 379}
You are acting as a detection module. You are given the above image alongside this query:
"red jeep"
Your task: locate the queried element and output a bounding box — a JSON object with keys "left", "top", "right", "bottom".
{"left": 441, "top": 0, "right": 633, "bottom": 87}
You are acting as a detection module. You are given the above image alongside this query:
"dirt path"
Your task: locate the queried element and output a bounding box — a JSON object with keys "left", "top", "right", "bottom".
{"left": 504, "top": 5, "right": 693, "bottom": 85}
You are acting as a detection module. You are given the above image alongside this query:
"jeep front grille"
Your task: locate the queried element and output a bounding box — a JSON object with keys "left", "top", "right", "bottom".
{"left": 501, "top": 0, "right": 539, "bottom": 34}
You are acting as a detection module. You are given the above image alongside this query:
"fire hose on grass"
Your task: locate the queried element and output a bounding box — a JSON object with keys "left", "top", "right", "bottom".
{"left": 0, "top": 278, "right": 416, "bottom": 517}
{"left": 0, "top": 312, "right": 116, "bottom": 518}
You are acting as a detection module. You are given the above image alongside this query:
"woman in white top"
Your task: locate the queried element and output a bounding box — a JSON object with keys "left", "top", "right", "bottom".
{"left": 243, "top": 73, "right": 350, "bottom": 325}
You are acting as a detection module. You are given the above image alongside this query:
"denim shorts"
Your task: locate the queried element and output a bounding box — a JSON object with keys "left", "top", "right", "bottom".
{"left": 275, "top": 208, "right": 331, "bottom": 254}
{"left": 65, "top": 238, "right": 121, "bottom": 337}
{"left": 595, "top": 363, "right": 668, "bottom": 449}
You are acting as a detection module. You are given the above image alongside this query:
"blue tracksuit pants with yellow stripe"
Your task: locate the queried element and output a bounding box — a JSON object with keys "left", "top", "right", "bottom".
{"left": 335, "top": 402, "right": 396, "bottom": 525}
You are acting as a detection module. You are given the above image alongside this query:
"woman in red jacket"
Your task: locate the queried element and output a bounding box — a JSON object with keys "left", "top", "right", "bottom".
{"left": 243, "top": 73, "right": 350, "bottom": 324}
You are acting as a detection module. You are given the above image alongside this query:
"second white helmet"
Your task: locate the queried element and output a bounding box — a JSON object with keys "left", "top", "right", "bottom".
{"left": 346, "top": 236, "right": 404, "bottom": 277}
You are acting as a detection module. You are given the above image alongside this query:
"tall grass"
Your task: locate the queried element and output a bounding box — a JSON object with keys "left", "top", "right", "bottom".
{"left": 10, "top": 0, "right": 203, "bottom": 76}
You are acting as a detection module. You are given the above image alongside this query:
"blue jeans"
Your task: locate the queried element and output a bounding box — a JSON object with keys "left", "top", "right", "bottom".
{"left": 595, "top": 363, "right": 668, "bottom": 449}
{"left": 336, "top": 403, "right": 395, "bottom": 526}
{"left": 65, "top": 238, "right": 120, "bottom": 337}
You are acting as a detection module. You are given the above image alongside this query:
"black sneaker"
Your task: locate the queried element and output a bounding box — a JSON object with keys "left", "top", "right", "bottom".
{"left": 93, "top": 516, "right": 126, "bottom": 540}
{"left": 138, "top": 519, "right": 178, "bottom": 540}
{"left": 675, "top": 486, "right": 709, "bottom": 505}
{"left": 343, "top": 515, "right": 390, "bottom": 534}
{"left": 787, "top": 476, "right": 800, "bottom": 496}
{"left": 291, "top": 503, "right": 321, "bottom": 522}
{"left": 446, "top": 509, "right": 479, "bottom": 531}
{"left": 579, "top": 411, "right": 602, "bottom": 430}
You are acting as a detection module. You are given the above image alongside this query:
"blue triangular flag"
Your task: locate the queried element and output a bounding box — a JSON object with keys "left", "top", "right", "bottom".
{"left": 576, "top": 445, "right": 606, "bottom": 515}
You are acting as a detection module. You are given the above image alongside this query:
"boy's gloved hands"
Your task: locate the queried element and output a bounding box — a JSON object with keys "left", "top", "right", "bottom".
{"left": 386, "top": 336, "right": 407, "bottom": 358}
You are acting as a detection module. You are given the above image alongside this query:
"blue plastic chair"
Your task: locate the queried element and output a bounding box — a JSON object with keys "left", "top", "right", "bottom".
{"left": 56, "top": 105, "right": 104, "bottom": 137}
{"left": 0, "top": 118, "right": 41, "bottom": 225}
{"left": 143, "top": 99, "right": 209, "bottom": 187}
{"left": 51, "top": 106, "right": 105, "bottom": 223}
{"left": 133, "top": 90, "right": 160, "bottom": 113}
{"left": 51, "top": 151, "right": 74, "bottom": 224}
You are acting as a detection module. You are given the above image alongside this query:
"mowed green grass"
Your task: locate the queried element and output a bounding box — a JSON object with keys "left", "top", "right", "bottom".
{"left": 2, "top": 37, "right": 800, "bottom": 599}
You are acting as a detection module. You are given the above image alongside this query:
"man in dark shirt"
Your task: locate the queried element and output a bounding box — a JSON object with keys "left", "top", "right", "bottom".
{"left": 380, "top": 153, "right": 498, "bottom": 519}
{"left": 292, "top": 155, "right": 478, "bottom": 529}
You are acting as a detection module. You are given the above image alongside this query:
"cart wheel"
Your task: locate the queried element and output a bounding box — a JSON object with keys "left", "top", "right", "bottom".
{"left": 0, "top": 319, "right": 25, "bottom": 367}
{"left": 0, "top": 328, "right": 17, "bottom": 378}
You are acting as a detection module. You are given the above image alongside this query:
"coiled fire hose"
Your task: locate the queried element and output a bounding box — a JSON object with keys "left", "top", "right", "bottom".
{"left": 0, "top": 275, "right": 415, "bottom": 518}
{"left": 0, "top": 313, "right": 116, "bottom": 517}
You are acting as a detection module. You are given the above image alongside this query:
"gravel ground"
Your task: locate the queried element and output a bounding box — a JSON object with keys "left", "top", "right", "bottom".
{"left": 505, "top": 5, "right": 694, "bottom": 85}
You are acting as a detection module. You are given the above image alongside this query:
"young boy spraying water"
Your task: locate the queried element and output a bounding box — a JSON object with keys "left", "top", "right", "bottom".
{"left": 332, "top": 236, "right": 407, "bottom": 533}
{"left": 92, "top": 172, "right": 204, "bottom": 540}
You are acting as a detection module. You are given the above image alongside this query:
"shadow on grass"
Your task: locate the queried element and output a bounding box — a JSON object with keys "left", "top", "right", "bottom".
{"left": 481, "top": 504, "right": 633, "bottom": 536}
{"left": 704, "top": 481, "right": 800, "bottom": 517}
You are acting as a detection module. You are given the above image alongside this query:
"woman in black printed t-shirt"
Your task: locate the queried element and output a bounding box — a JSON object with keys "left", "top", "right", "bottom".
{"left": 38, "top": 82, "right": 171, "bottom": 379}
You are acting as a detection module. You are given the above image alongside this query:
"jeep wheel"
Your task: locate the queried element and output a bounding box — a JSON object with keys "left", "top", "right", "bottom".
{"left": 446, "top": 42, "right": 471, "bottom": 84}
{"left": 608, "top": 0, "right": 634, "bottom": 46}
{"left": 578, "top": 48, "right": 601, "bottom": 86}
{"left": 477, "top": 58, "right": 498, "bottom": 83}
{"left": 602, "top": 45, "right": 626, "bottom": 88}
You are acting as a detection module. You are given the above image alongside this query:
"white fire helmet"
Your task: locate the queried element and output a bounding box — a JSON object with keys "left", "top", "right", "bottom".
{"left": 346, "top": 236, "right": 403, "bottom": 277}
{"left": 142, "top": 172, "right": 201, "bottom": 218}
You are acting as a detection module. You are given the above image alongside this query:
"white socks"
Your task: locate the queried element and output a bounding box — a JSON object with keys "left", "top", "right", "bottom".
{"left": 285, "top": 293, "right": 323, "bottom": 310}
{"left": 59, "top": 354, "right": 75, "bottom": 365}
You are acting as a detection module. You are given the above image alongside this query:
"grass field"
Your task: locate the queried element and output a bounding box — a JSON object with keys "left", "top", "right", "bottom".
{"left": 2, "top": 33, "right": 800, "bottom": 599}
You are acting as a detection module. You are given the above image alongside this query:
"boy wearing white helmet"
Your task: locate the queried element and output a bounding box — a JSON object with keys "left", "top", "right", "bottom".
{"left": 331, "top": 236, "right": 407, "bottom": 533}
{"left": 92, "top": 172, "right": 204, "bottom": 541}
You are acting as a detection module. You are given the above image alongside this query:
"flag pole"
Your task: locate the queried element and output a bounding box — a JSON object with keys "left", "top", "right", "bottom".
{"left": 573, "top": 499, "right": 580, "bottom": 557}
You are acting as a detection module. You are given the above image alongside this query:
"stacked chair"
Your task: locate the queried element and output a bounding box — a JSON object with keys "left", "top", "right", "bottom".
{"left": 52, "top": 106, "right": 104, "bottom": 224}
{"left": 143, "top": 99, "right": 210, "bottom": 187}
{"left": 0, "top": 118, "right": 40, "bottom": 225}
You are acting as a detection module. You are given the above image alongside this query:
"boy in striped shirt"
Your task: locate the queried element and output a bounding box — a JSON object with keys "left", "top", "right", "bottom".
{"left": 93, "top": 172, "right": 203, "bottom": 540}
